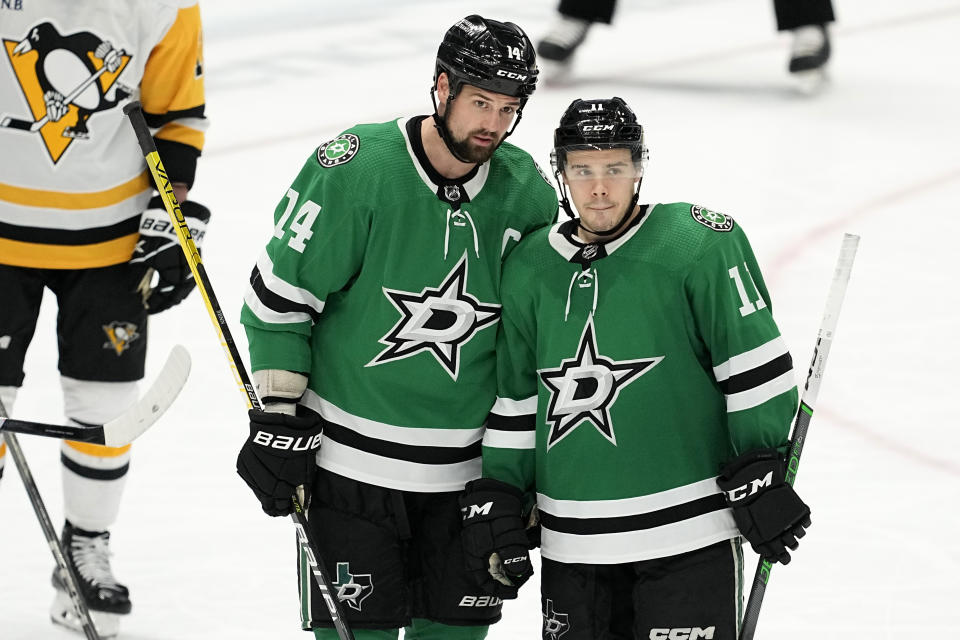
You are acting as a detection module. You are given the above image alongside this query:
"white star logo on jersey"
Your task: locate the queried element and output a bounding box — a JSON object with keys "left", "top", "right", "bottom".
{"left": 367, "top": 252, "right": 500, "bottom": 380}
{"left": 539, "top": 316, "right": 662, "bottom": 450}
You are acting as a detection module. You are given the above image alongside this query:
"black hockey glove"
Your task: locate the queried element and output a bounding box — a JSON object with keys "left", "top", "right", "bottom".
{"left": 236, "top": 409, "right": 322, "bottom": 517}
{"left": 459, "top": 478, "right": 533, "bottom": 599}
{"left": 717, "top": 448, "right": 811, "bottom": 564}
{"left": 130, "top": 195, "right": 211, "bottom": 315}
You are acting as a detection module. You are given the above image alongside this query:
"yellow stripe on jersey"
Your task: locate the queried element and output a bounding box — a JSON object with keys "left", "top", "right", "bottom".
{"left": 0, "top": 442, "right": 6, "bottom": 457}
{"left": 0, "top": 172, "right": 151, "bottom": 209}
{"left": 65, "top": 441, "right": 132, "bottom": 457}
{"left": 141, "top": 4, "right": 206, "bottom": 153}
{"left": 0, "top": 234, "right": 139, "bottom": 269}
{"left": 155, "top": 121, "right": 205, "bottom": 150}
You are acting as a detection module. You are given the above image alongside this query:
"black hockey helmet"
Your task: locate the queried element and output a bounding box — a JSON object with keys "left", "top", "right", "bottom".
{"left": 551, "top": 97, "right": 648, "bottom": 174}
{"left": 435, "top": 15, "right": 538, "bottom": 101}
{"left": 431, "top": 15, "right": 538, "bottom": 163}
{"left": 551, "top": 97, "right": 650, "bottom": 233}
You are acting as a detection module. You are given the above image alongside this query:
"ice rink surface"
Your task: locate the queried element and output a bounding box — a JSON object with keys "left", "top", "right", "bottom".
{"left": 2, "top": 0, "right": 959, "bottom": 638}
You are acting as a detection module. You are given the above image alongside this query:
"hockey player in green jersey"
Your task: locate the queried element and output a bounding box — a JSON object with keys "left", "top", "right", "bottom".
{"left": 235, "top": 15, "right": 558, "bottom": 640}
{"left": 460, "top": 97, "right": 812, "bottom": 639}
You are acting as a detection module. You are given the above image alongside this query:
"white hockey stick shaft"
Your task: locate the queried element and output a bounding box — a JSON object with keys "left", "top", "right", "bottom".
{"left": 739, "top": 233, "right": 860, "bottom": 640}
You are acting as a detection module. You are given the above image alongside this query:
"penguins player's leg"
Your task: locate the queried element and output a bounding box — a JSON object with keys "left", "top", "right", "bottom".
{"left": 0, "top": 263, "right": 45, "bottom": 483}
{"left": 48, "top": 262, "right": 147, "bottom": 637}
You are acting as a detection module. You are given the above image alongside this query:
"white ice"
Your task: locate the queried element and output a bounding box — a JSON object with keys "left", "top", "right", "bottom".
{"left": 2, "top": 0, "right": 958, "bottom": 638}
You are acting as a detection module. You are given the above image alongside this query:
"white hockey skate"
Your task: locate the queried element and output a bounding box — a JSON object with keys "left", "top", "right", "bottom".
{"left": 789, "top": 24, "right": 831, "bottom": 94}
{"left": 50, "top": 522, "right": 130, "bottom": 638}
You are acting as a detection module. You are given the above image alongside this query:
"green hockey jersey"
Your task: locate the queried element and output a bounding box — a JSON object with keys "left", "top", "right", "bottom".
{"left": 483, "top": 203, "right": 798, "bottom": 564}
{"left": 240, "top": 117, "right": 558, "bottom": 493}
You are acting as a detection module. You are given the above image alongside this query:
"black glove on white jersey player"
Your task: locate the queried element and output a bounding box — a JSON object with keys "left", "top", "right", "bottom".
{"left": 236, "top": 409, "right": 322, "bottom": 517}
{"left": 717, "top": 448, "right": 811, "bottom": 564}
{"left": 131, "top": 195, "right": 211, "bottom": 314}
{"left": 459, "top": 478, "right": 534, "bottom": 599}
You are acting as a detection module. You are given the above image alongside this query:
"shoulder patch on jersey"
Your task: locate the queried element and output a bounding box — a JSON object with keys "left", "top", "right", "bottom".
{"left": 317, "top": 133, "right": 360, "bottom": 168}
{"left": 533, "top": 159, "right": 553, "bottom": 186}
{"left": 691, "top": 205, "right": 734, "bottom": 232}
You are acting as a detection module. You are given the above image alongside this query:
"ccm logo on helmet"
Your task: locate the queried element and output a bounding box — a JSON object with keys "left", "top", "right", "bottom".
{"left": 649, "top": 628, "right": 715, "bottom": 640}
{"left": 496, "top": 69, "right": 528, "bottom": 81}
{"left": 582, "top": 124, "right": 616, "bottom": 132}
{"left": 253, "top": 431, "right": 322, "bottom": 451}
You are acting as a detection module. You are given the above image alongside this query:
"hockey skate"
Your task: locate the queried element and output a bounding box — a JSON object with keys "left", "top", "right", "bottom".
{"left": 789, "top": 24, "right": 831, "bottom": 94}
{"left": 536, "top": 15, "right": 592, "bottom": 84}
{"left": 50, "top": 522, "right": 130, "bottom": 638}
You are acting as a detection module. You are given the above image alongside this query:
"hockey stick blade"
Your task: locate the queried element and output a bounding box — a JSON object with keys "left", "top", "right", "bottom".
{"left": 1, "top": 115, "right": 33, "bottom": 130}
{"left": 0, "top": 345, "right": 191, "bottom": 446}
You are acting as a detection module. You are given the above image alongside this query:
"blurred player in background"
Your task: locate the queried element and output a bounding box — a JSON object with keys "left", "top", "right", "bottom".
{"left": 538, "top": 0, "right": 834, "bottom": 79}
{"left": 0, "top": 0, "right": 208, "bottom": 635}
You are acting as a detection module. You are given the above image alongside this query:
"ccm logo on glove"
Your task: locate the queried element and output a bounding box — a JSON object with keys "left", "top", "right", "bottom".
{"left": 722, "top": 470, "right": 773, "bottom": 502}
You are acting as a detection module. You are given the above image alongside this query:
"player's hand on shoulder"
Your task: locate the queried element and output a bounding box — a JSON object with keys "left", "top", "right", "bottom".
{"left": 459, "top": 478, "right": 534, "bottom": 599}
{"left": 131, "top": 194, "right": 211, "bottom": 314}
{"left": 717, "top": 448, "right": 811, "bottom": 564}
{"left": 236, "top": 409, "right": 323, "bottom": 517}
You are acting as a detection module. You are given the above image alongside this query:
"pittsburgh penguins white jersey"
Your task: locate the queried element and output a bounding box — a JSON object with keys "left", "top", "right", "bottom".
{"left": 0, "top": 0, "right": 206, "bottom": 269}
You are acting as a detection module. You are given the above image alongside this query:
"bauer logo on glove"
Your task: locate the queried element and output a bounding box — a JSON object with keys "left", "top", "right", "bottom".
{"left": 131, "top": 194, "right": 211, "bottom": 314}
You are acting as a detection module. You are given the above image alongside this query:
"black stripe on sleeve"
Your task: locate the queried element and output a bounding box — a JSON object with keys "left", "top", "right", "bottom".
{"left": 717, "top": 352, "right": 793, "bottom": 395}
{"left": 487, "top": 412, "right": 535, "bottom": 432}
{"left": 539, "top": 494, "right": 727, "bottom": 535}
{"left": 249, "top": 266, "right": 322, "bottom": 323}
{"left": 142, "top": 105, "right": 206, "bottom": 129}
{"left": 321, "top": 420, "right": 482, "bottom": 466}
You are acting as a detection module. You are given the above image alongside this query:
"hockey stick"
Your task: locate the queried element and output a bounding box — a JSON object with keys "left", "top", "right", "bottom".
{"left": 738, "top": 233, "right": 860, "bottom": 640}
{"left": 0, "top": 345, "right": 191, "bottom": 446}
{"left": 1, "top": 49, "right": 122, "bottom": 132}
{"left": 122, "top": 101, "right": 356, "bottom": 640}
{"left": 2, "top": 402, "right": 102, "bottom": 640}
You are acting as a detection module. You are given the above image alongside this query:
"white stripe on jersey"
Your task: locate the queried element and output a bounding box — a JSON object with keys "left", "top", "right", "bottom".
{"left": 243, "top": 287, "right": 313, "bottom": 324}
{"left": 537, "top": 477, "right": 723, "bottom": 519}
{"left": 712, "top": 336, "right": 789, "bottom": 382}
{"left": 256, "top": 250, "right": 326, "bottom": 314}
{"left": 491, "top": 395, "right": 537, "bottom": 416}
{"left": 540, "top": 510, "right": 738, "bottom": 564}
{"left": 725, "top": 370, "right": 796, "bottom": 412}
{"left": 482, "top": 428, "right": 535, "bottom": 450}
{"left": 316, "top": 439, "right": 481, "bottom": 493}
{"left": 302, "top": 390, "right": 484, "bottom": 448}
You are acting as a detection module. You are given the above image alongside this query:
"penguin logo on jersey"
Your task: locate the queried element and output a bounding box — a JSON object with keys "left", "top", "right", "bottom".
{"left": 1, "top": 22, "right": 132, "bottom": 163}
{"left": 102, "top": 321, "right": 140, "bottom": 356}
{"left": 332, "top": 562, "right": 374, "bottom": 612}
{"left": 543, "top": 599, "right": 570, "bottom": 639}
{"left": 367, "top": 252, "right": 501, "bottom": 380}
{"left": 539, "top": 316, "right": 662, "bottom": 450}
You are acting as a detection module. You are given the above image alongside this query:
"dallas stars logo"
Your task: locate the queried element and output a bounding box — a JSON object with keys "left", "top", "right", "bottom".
{"left": 538, "top": 316, "right": 662, "bottom": 450}
{"left": 367, "top": 252, "right": 500, "bottom": 380}
{"left": 691, "top": 205, "right": 734, "bottom": 232}
{"left": 543, "top": 599, "right": 570, "bottom": 639}
{"left": 332, "top": 562, "right": 373, "bottom": 612}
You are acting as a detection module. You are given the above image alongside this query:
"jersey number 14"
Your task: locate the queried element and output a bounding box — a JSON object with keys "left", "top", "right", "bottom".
{"left": 273, "top": 187, "right": 321, "bottom": 253}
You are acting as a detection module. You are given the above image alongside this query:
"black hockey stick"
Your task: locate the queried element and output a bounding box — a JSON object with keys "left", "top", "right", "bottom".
{"left": 738, "top": 233, "right": 859, "bottom": 640}
{"left": 123, "top": 101, "right": 356, "bottom": 640}
{"left": 1, "top": 400, "right": 102, "bottom": 640}
{"left": 0, "top": 345, "right": 191, "bottom": 445}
